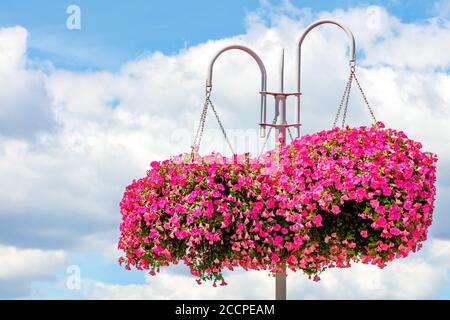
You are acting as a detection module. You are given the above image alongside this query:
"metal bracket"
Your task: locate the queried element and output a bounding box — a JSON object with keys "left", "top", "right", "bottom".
{"left": 206, "top": 45, "right": 268, "bottom": 137}
{"left": 296, "top": 19, "right": 357, "bottom": 137}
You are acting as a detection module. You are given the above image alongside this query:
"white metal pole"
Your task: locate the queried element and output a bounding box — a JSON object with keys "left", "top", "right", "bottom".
{"left": 275, "top": 49, "right": 287, "bottom": 300}
{"left": 296, "top": 19, "right": 356, "bottom": 137}
{"left": 206, "top": 45, "right": 268, "bottom": 138}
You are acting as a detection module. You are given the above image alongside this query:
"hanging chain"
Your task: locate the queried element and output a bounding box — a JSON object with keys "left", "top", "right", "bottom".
{"left": 258, "top": 118, "right": 295, "bottom": 156}
{"left": 353, "top": 71, "right": 377, "bottom": 124}
{"left": 208, "top": 98, "right": 235, "bottom": 154}
{"left": 341, "top": 69, "right": 354, "bottom": 128}
{"left": 333, "top": 64, "right": 377, "bottom": 127}
{"left": 193, "top": 86, "right": 235, "bottom": 154}
{"left": 259, "top": 115, "right": 277, "bottom": 156}
{"left": 193, "top": 87, "right": 211, "bottom": 147}
{"left": 333, "top": 67, "right": 353, "bottom": 128}
{"left": 287, "top": 127, "right": 294, "bottom": 140}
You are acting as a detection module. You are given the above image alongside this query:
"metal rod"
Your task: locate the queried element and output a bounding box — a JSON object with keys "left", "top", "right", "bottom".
{"left": 206, "top": 45, "right": 268, "bottom": 137}
{"left": 296, "top": 19, "right": 356, "bottom": 137}
{"left": 275, "top": 48, "right": 287, "bottom": 300}
{"left": 275, "top": 266, "right": 287, "bottom": 300}
{"left": 275, "top": 48, "right": 287, "bottom": 142}
{"left": 280, "top": 48, "right": 284, "bottom": 92}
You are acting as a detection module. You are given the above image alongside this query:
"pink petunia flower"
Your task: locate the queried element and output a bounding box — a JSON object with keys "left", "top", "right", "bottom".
{"left": 331, "top": 205, "right": 341, "bottom": 215}
{"left": 312, "top": 214, "right": 323, "bottom": 227}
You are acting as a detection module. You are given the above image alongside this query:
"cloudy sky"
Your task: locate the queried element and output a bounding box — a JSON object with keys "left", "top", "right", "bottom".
{"left": 1, "top": 0, "right": 450, "bottom": 299}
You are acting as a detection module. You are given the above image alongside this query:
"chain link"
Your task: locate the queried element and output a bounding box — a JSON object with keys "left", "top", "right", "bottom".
{"left": 333, "top": 68, "right": 353, "bottom": 128}
{"left": 341, "top": 72, "right": 353, "bottom": 128}
{"left": 208, "top": 98, "right": 235, "bottom": 154}
{"left": 193, "top": 88, "right": 211, "bottom": 147}
{"left": 258, "top": 115, "right": 277, "bottom": 156}
{"left": 353, "top": 71, "right": 377, "bottom": 124}
{"left": 287, "top": 127, "right": 294, "bottom": 140}
{"left": 258, "top": 120, "right": 295, "bottom": 156}
{"left": 193, "top": 87, "right": 235, "bottom": 154}
{"left": 333, "top": 65, "right": 377, "bottom": 127}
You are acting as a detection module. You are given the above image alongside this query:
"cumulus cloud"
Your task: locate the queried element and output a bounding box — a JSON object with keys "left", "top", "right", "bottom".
{"left": 84, "top": 269, "right": 273, "bottom": 300}
{"left": 83, "top": 239, "right": 450, "bottom": 300}
{"left": 0, "top": 26, "right": 55, "bottom": 139}
{"left": 0, "top": 245, "right": 67, "bottom": 298}
{"left": 0, "top": 2, "right": 450, "bottom": 299}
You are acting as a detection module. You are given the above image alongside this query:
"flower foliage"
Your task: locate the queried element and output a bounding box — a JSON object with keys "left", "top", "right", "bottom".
{"left": 118, "top": 122, "right": 437, "bottom": 284}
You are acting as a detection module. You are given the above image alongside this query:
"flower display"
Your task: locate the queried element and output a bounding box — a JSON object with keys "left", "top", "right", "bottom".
{"left": 118, "top": 122, "right": 437, "bottom": 284}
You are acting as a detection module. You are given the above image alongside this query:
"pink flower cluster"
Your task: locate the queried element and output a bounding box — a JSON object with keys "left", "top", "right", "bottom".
{"left": 118, "top": 122, "right": 437, "bottom": 284}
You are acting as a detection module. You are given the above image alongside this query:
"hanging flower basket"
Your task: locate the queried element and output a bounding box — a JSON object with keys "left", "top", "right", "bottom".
{"left": 118, "top": 122, "right": 437, "bottom": 284}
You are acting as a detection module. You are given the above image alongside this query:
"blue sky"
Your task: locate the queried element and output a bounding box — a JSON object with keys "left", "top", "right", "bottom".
{"left": 1, "top": 0, "right": 450, "bottom": 299}
{"left": 0, "top": 0, "right": 445, "bottom": 70}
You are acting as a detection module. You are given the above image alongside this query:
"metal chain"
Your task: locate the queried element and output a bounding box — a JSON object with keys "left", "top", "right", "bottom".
{"left": 193, "top": 88, "right": 211, "bottom": 147}
{"left": 287, "top": 127, "right": 294, "bottom": 140}
{"left": 259, "top": 115, "right": 277, "bottom": 156}
{"left": 353, "top": 71, "right": 377, "bottom": 124}
{"left": 258, "top": 121, "right": 295, "bottom": 157}
{"left": 333, "top": 65, "right": 377, "bottom": 127}
{"left": 193, "top": 87, "right": 235, "bottom": 154}
{"left": 341, "top": 72, "right": 353, "bottom": 128}
{"left": 333, "top": 68, "right": 353, "bottom": 128}
{"left": 208, "top": 98, "right": 235, "bottom": 154}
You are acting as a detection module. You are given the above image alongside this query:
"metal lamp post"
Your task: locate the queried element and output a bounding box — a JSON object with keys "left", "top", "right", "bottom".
{"left": 205, "top": 19, "right": 357, "bottom": 300}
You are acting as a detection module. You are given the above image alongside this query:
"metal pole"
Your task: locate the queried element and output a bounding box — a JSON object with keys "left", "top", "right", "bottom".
{"left": 206, "top": 45, "right": 268, "bottom": 138}
{"left": 275, "top": 49, "right": 287, "bottom": 300}
{"left": 275, "top": 49, "right": 287, "bottom": 142}
{"left": 296, "top": 19, "right": 356, "bottom": 137}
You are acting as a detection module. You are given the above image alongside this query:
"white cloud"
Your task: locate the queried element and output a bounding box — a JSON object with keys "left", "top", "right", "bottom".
{"left": 84, "top": 270, "right": 273, "bottom": 300}
{"left": 0, "top": 244, "right": 67, "bottom": 298}
{"left": 427, "top": 239, "right": 450, "bottom": 268}
{"left": 290, "top": 257, "right": 446, "bottom": 299}
{"left": 0, "top": 245, "right": 66, "bottom": 279}
{"left": 84, "top": 239, "right": 450, "bottom": 300}
{"left": 0, "top": 26, "right": 27, "bottom": 71}
{"left": 0, "top": 26, "right": 55, "bottom": 139}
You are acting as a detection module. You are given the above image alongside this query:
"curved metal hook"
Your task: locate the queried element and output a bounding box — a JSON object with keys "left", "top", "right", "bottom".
{"left": 206, "top": 45, "right": 268, "bottom": 137}
{"left": 296, "top": 19, "right": 356, "bottom": 136}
